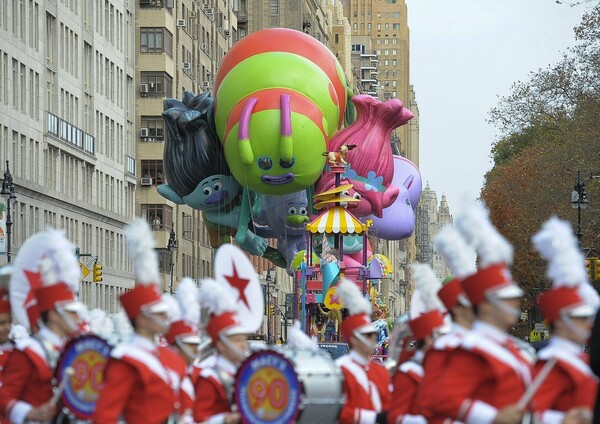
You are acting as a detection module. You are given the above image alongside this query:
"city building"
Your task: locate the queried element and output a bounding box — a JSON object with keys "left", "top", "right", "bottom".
{"left": 0, "top": 0, "right": 137, "bottom": 312}
{"left": 415, "top": 183, "right": 453, "bottom": 281}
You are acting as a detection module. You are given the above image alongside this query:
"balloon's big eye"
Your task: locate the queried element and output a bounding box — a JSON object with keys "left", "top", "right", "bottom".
{"left": 203, "top": 187, "right": 213, "bottom": 196}
{"left": 280, "top": 157, "right": 295, "bottom": 169}
{"left": 214, "top": 182, "right": 222, "bottom": 191}
{"left": 288, "top": 207, "right": 297, "bottom": 215}
{"left": 258, "top": 156, "right": 273, "bottom": 171}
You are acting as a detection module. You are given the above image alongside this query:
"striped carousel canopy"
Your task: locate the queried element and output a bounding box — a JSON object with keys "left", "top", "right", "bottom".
{"left": 306, "top": 207, "right": 367, "bottom": 234}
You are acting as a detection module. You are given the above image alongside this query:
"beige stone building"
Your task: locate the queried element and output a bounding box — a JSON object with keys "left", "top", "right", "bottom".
{"left": 0, "top": 0, "right": 138, "bottom": 312}
{"left": 135, "top": 0, "right": 239, "bottom": 293}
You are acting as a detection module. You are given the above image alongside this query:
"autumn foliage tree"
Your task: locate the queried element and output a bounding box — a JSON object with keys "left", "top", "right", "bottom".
{"left": 483, "top": 6, "right": 600, "bottom": 330}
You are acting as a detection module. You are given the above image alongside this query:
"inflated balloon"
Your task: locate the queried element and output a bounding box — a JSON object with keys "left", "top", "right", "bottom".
{"left": 315, "top": 95, "right": 413, "bottom": 218}
{"left": 158, "top": 92, "right": 268, "bottom": 256}
{"left": 214, "top": 28, "right": 351, "bottom": 195}
{"left": 365, "top": 155, "right": 422, "bottom": 240}
{"left": 253, "top": 190, "right": 308, "bottom": 274}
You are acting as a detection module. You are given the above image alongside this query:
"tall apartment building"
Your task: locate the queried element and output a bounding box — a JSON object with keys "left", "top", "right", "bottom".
{"left": 415, "top": 184, "right": 453, "bottom": 281}
{"left": 0, "top": 0, "right": 138, "bottom": 312}
{"left": 135, "top": 0, "right": 239, "bottom": 292}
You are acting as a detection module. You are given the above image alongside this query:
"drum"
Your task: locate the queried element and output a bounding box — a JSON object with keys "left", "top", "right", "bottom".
{"left": 55, "top": 334, "right": 112, "bottom": 420}
{"left": 235, "top": 348, "right": 343, "bottom": 424}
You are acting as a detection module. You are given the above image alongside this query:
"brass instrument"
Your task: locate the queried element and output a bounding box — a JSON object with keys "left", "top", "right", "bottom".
{"left": 383, "top": 313, "right": 412, "bottom": 377}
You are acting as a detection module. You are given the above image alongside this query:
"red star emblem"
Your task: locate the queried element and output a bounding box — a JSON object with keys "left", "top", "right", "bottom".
{"left": 24, "top": 269, "right": 43, "bottom": 289}
{"left": 225, "top": 263, "right": 250, "bottom": 308}
{"left": 328, "top": 293, "right": 340, "bottom": 305}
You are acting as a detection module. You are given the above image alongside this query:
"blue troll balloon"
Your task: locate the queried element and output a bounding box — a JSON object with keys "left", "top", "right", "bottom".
{"left": 253, "top": 190, "right": 309, "bottom": 274}
{"left": 158, "top": 91, "right": 268, "bottom": 256}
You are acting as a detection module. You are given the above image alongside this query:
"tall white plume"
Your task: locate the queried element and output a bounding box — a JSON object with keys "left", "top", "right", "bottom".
{"left": 163, "top": 294, "right": 183, "bottom": 323}
{"left": 176, "top": 277, "right": 200, "bottom": 325}
{"left": 124, "top": 219, "right": 160, "bottom": 286}
{"left": 434, "top": 224, "right": 477, "bottom": 279}
{"left": 455, "top": 201, "right": 513, "bottom": 267}
{"left": 532, "top": 216, "right": 599, "bottom": 310}
{"left": 337, "top": 278, "right": 371, "bottom": 315}
{"left": 411, "top": 263, "right": 446, "bottom": 317}
{"left": 198, "top": 278, "right": 238, "bottom": 315}
{"left": 287, "top": 320, "right": 319, "bottom": 351}
{"left": 39, "top": 228, "right": 81, "bottom": 293}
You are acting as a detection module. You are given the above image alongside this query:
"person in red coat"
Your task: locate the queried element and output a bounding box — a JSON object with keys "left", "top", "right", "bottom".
{"left": 428, "top": 202, "right": 533, "bottom": 424}
{"left": 0, "top": 287, "right": 13, "bottom": 388}
{"left": 335, "top": 278, "right": 391, "bottom": 424}
{"left": 194, "top": 278, "right": 248, "bottom": 424}
{"left": 163, "top": 277, "right": 203, "bottom": 422}
{"left": 93, "top": 219, "right": 186, "bottom": 424}
{"left": 0, "top": 244, "right": 84, "bottom": 424}
{"left": 389, "top": 309, "right": 446, "bottom": 424}
{"left": 415, "top": 277, "right": 474, "bottom": 423}
{"left": 531, "top": 217, "right": 599, "bottom": 424}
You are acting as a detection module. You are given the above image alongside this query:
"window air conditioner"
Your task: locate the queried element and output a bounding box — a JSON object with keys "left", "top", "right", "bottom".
{"left": 224, "top": 30, "right": 230, "bottom": 37}
{"left": 140, "top": 83, "right": 149, "bottom": 93}
{"left": 177, "top": 19, "right": 186, "bottom": 27}
{"left": 140, "top": 177, "right": 153, "bottom": 186}
{"left": 140, "top": 128, "right": 149, "bottom": 137}
{"left": 182, "top": 62, "right": 192, "bottom": 70}
{"left": 201, "top": 43, "right": 208, "bottom": 51}
{"left": 205, "top": 8, "right": 214, "bottom": 15}
{"left": 202, "top": 81, "right": 210, "bottom": 89}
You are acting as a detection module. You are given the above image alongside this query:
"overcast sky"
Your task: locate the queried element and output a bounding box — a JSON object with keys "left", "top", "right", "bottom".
{"left": 404, "top": 0, "right": 589, "bottom": 214}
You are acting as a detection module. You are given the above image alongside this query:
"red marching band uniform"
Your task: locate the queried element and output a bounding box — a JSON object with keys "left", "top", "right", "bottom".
{"left": 0, "top": 288, "right": 13, "bottom": 389}
{"left": 93, "top": 219, "right": 188, "bottom": 424}
{"left": 335, "top": 278, "right": 391, "bottom": 424}
{"left": 194, "top": 278, "right": 248, "bottom": 424}
{"left": 0, "top": 229, "right": 86, "bottom": 424}
{"left": 389, "top": 309, "right": 446, "bottom": 424}
{"left": 531, "top": 217, "right": 600, "bottom": 424}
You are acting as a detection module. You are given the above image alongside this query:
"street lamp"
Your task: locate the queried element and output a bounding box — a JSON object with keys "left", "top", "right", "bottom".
{"left": 571, "top": 171, "right": 589, "bottom": 249}
{"left": 265, "top": 268, "right": 276, "bottom": 344}
{"left": 1, "top": 161, "right": 17, "bottom": 264}
{"left": 167, "top": 223, "right": 177, "bottom": 294}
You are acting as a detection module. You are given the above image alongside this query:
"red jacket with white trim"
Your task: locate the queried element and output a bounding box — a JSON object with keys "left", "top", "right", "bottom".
{"left": 92, "top": 335, "right": 184, "bottom": 424}
{"left": 389, "top": 358, "right": 426, "bottom": 424}
{"left": 336, "top": 351, "right": 391, "bottom": 424}
{"left": 416, "top": 324, "right": 469, "bottom": 424}
{"left": 193, "top": 354, "right": 237, "bottom": 424}
{"left": 0, "top": 327, "right": 63, "bottom": 424}
{"left": 428, "top": 321, "right": 533, "bottom": 424}
{"left": 533, "top": 337, "right": 598, "bottom": 424}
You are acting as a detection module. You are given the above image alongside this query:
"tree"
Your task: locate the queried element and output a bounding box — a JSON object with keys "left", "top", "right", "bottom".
{"left": 483, "top": 7, "right": 600, "bottom": 326}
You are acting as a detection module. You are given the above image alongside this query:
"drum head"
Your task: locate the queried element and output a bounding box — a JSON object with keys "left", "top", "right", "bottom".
{"left": 55, "top": 334, "right": 112, "bottom": 419}
{"left": 235, "top": 350, "right": 301, "bottom": 424}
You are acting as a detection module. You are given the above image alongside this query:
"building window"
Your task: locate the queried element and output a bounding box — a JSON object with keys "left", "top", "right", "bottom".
{"left": 140, "top": 27, "right": 172, "bottom": 56}
{"left": 334, "top": 33, "right": 339, "bottom": 44}
{"left": 140, "top": 160, "right": 164, "bottom": 185}
{"left": 393, "top": 23, "right": 400, "bottom": 30}
{"left": 141, "top": 204, "right": 173, "bottom": 231}
{"left": 140, "top": 71, "right": 173, "bottom": 97}
{"left": 270, "top": 0, "right": 278, "bottom": 14}
{"left": 353, "top": 23, "right": 357, "bottom": 31}
{"left": 182, "top": 212, "right": 193, "bottom": 240}
{"left": 156, "top": 249, "right": 170, "bottom": 274}
{"left": 140, "top": 115, "right": 164, "bottom": 141}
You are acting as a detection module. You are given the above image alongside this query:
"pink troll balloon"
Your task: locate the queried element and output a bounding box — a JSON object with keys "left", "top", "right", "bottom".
{"left": 315, "top": 95, "right": 414, "bottom": 218}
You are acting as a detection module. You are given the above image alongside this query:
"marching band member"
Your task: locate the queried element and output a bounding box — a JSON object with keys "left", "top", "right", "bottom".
{"left": 532, "top": 217, "right": 599, "bottom": 424}
{"left": 417, "top": 224, "right": 476, "bottom": 422}
{"left": 335, "top": 278, "right": 391, "bottom": 424}
{"left": 0, "top": 229, "right": 84, "bottom": 424}
{"left": 389, "top": 264, "right": 447, "bottom": 424}
{"left": 163, "top": 277, "right": 202, "bottom": 422}
{"left": 195, "top": 278, "right": 248, "bottom": 424}
{"left": 428, "top": 202, "right": 533, "bottom": 424}
{"left": 93, "top": 219, "right": 186, "bottom": 424}
{"left": 0, "top": 287, "right": 12, "bottom": 388}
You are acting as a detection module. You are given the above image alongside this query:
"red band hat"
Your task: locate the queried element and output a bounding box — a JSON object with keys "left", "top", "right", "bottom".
{"left": 533, "top": 217, "right": 599, "bottom": 323}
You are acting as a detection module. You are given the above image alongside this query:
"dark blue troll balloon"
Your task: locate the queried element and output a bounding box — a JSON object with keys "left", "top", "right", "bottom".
{"left": 158, "top": 92, "right": 269, "bottom": 256}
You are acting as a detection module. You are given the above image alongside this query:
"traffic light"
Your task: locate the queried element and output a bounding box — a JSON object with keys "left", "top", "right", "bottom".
{"left": 595, "top": 258, "right": 600, "bottom": 282}
{"left": 93, "top": 262, "right": 103, "bottom": 283}
{"left": 269, "top": 304, "right": 275, "bottom": 316}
